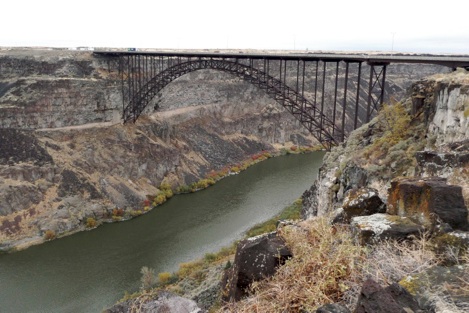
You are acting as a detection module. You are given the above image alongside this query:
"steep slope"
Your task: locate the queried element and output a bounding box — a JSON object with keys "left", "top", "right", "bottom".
{"left": 302, "top": 68, "right": 469, "bottom": 218}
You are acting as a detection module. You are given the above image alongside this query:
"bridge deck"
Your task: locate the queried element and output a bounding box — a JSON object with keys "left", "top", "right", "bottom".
{"left": 94, "top": 50, "right": 469, "bottom": 68}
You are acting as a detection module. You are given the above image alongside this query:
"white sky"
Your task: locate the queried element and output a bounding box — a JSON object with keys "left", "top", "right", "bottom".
{"left": 2, "top": 0, "right": 468, "bottom": 54}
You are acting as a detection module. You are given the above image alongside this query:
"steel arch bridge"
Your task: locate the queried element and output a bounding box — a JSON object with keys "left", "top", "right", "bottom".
{"left": 94, "top": 50, "right": 469, "bottom": 146}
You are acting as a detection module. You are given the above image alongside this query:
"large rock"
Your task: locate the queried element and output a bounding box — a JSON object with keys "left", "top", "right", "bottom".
{"left": 354, "top": 279, "right": 423, "bottom": 313}
{"left": 222, "top": 231, "right": 292, "bottom": 302}
{"left": 334, "top": 187, "right": 385, "bottom": 223}
{"left": 387, "top": 177, "right": 468, "bottom": 230}
{"left": 104, "top": 291, "right": 203, "bottom": 313}
{"left": 415, "top": 151, "right": 469, "bottom": 177}
{"left": 399, "top": 264, "right": 469, "bottom": 311}
{"left": 351, "top": 213, "right": 424, "bottom": 245}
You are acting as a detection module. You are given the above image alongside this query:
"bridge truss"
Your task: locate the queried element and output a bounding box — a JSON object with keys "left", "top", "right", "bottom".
{"left": 94, "top": 51, "right": 469, "bottom": 145}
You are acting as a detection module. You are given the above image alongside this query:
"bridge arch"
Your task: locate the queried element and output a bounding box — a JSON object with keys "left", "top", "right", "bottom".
{"left": 123, "top": 59, "right": 338, "bottom": 144}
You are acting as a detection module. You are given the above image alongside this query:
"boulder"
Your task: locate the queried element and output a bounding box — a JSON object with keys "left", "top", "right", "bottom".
{"left": 387, "top": 177, "right": 468, "bottom": 230}
{"left": 354, "top": 279, "right": 423, "bottom": 313}
{"left": 221, "top": 231, "right": 292, "bottom": 302}
{"left": 430, "top": 231, "right": 469, "bottom": 265}
{"left": 341, "top": 165, "right": 369, "bottom": 194}
{"left": 334, "top": 188, "right": 385, "bottom": 223}
{"left": 351, "top": 213, "right": 424, "bottom": 245}
{"left": 399, "top": 264, "right": 469, "bottom": 311}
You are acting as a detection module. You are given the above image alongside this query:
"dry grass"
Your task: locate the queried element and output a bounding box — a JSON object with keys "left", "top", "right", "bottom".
{"left": 342, "top": 235, "right": 439, "bottom": 308}
{"left": 361, "top": 235, "right": 437, "bottom": 284}
{"left": 220, "top": 216, "right": 365, "bottom": 312}
{"left": 219, "top": 218, "right": 458, "bottom": 313}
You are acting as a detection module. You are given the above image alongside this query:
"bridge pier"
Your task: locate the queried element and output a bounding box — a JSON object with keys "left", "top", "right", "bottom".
{"left": 367, "top": 63, "right": 388, "bottom": 122}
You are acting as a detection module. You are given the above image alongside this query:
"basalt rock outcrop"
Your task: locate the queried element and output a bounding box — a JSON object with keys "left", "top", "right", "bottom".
{"left": 332, "top": 187, "right": 386, "bottom": 224}
{"left": 400, "top": 264, "right": 469, "bottom": 311}
{"left": 354, "top": 279, "right": 424, "bottom": 313}
{"left": 298, "top": 69, "right": 469, "bottom": 312}
{"left": 388, "top": 177, "right": 468, "bottom": 230}
{"left": 302, "top": 69, "right": 469, "bottom": 221}
{"left": 221, "top": 231, "right": 292, "bottom": 302}
{"left": 347, "top": 176, "right": 468, "bottom": 244}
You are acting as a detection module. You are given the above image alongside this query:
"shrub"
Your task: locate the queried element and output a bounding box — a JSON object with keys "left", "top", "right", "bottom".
{"left": 159, "top": 183, "right": 173, "bottom": 199}
{"left": 194, "top": 178, "right": 215, "bottom": 190}
{"left": 158, "top": 272, "right": 173, "bottom": 285}
{"left": 130, "top": 210, "right": 143, "bottom": 217}
{"left": 140, "top": 266, "right": 157, "bottom": 290}
{"left": 230, "top": 166, "right": 240, "bottom": 173}
{"left": 44, "top": 230, "right": 56, "bottom": 241}
{"left": 207, "top": 170, "right": 217, "bottom": 179}
{"left": 375, "top": 101, "right": 411, "bottom": 146}
{"left": 362, "top": 101, "right": 412, "bottom": 164}
{"left": 204, "top": 252, "right": 217, "bottom": 263}
{"left": 218, "top": 168, "right": 230, "bottom": 177}
{"left": 153, "top": 194, "right": 166, "bottom": 206}
{"left": 251, "top": 153, "right": 267, "bottom": 161}
{"left": 177, "top": 260, "right": 205, "bottom": 279}
{"left": 217, "top": 243, "right": 237, "bottom": 258}
{"left": 176, "top": 185, "right": 192, "bottom": 194}
{"left": 240, "top": 161, "right": 250, "bottom": 171}
{"left": 162, "top": 188, "right": 173, "bottom": 199}
{"left": 159, "top": 182, "right": 172, "bottom": 191}
{"left": 86, "top": 217, "right": 97, "bottom": 228}
{"left": 112, "top": 208, "right": 124, "bottom": 217}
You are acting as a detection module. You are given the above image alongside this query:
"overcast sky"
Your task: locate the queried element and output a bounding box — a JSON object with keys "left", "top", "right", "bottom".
{"left": 2, "top": 0, "right": 468, "bottom": 54}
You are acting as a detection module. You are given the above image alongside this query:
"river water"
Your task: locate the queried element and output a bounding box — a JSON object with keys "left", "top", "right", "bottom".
{"left": 0, "top": 152, "right": 324, "bottom": 312}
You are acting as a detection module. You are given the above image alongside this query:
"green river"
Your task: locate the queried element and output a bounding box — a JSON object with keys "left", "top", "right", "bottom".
{"left": 0, "top": 152, "right": 324, "bottom": 312}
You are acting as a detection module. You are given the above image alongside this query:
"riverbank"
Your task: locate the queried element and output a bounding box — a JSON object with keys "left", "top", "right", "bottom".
{"left": 107, "top": 199, "right": 304, "bottom": 312}
{"left": 0, "top": 145, "right": 320, "bottom": 254}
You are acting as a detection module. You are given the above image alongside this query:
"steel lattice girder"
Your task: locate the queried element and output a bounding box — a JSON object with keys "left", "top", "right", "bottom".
{"left": 121, "top": 57, "right": 340, "bottom": 144}
{"left": 118, "top": 55, "right": 389, "bottom": 145}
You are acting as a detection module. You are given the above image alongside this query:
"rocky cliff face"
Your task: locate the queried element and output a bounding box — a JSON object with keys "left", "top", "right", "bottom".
{"left": 0, "top": 48, "right": 451, "bottom": 251}
{"left": 302, "top": 69, "right": 469, "bottom": 219}
{"left": 0, "top": 103, "right": 315, "bottom": 251}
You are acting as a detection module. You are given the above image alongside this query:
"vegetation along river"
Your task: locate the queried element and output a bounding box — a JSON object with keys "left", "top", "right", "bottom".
{"left": 0, "top": 152, "right": 325, "bottom": 312}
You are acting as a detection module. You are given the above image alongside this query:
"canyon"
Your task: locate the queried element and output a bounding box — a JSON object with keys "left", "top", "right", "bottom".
{"left": 0, "top": 48, "right": 449, "bottom": 251}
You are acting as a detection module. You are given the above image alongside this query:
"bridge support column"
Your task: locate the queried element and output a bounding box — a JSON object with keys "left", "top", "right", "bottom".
{"left": 366, "top": 62, "right": 388, "bottom": 122}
